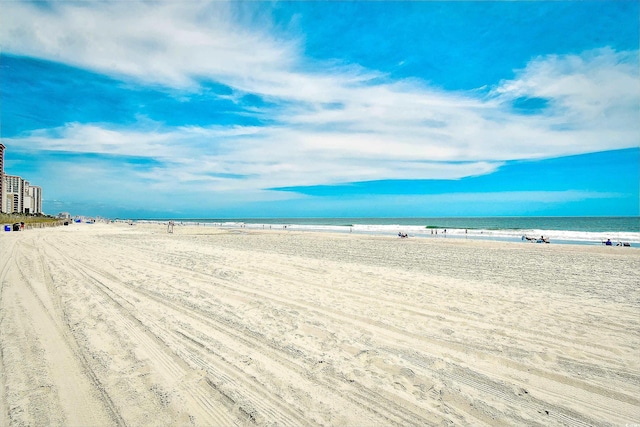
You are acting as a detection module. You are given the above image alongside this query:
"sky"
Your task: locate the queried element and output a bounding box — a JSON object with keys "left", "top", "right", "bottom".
{"left": 1, "top": 0, "right": 638, "bottom": 219}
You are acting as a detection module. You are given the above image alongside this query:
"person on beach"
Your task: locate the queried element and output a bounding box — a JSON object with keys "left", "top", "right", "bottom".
{"left": 605, "top": 239, "right": 612, "bottom": 246}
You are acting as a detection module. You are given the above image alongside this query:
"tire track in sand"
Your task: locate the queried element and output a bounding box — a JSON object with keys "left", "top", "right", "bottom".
{"left": 1, "top": 234, "right": 121, "bottom": 426}
{"left": 64, "top": 241, "right": 420, "bottom": 426}
{"left": 49, "top": 232, "right": 439, "bottom": 425}
{"left": 96, "top": 236, "right": 639, "bottom": 425}
{"left": 40, "top": 234, "right": 243, "bottom": 426}
{"left": 6, "top": 226, "right": 637, "bottom": 426}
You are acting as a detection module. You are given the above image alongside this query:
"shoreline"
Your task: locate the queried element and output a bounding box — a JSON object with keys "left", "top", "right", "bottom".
{"left": 129, "top": 218, "right": 640, "bottom": 247}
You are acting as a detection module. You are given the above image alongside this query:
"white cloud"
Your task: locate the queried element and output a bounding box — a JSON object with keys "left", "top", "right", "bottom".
{"left": 1, "top": 1, "right": 299, "bottom": 89}
{"left": 2, "top": 1, "right": 638, "bottom": 201}
{"left": 492, "top": 48, "right": 640, "bottom": 153}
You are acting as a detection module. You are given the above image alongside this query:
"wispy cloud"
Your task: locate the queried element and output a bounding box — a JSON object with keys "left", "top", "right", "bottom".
{"left": 1, "top": 1, "right": 299, "bottom": 89}
{"left": 492, "top": 48, "right": 639, "bottom": 151}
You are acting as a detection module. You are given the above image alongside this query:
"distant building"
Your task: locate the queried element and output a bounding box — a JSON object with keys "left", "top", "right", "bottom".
{"left": 0, "top": 143, "right": 5, "bottom": 213}
{"left": 4, "top": 175, "right": 25, "bottom": 213}
{"left": 25, "top": 185, "right": 42, "bottom": 214}
{"left": 0, "top": 146, "right": 44, "bottom": 215}
{"left": 2, "top": 175, "right": 43, "bottom": 215}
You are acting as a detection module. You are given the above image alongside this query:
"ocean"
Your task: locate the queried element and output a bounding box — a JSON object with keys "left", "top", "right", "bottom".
{"left": 136, "top": 217, "right": 640, "bottom": 246}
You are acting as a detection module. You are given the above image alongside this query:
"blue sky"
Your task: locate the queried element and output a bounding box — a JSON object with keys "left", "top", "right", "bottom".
{"left": 1, "top": 1, "right": 638, "bottom": 218}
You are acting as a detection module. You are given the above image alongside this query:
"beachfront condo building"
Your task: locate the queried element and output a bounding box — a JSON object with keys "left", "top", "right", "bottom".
{"left": 4, "top": 175, "right": 25, "bottom": 214}
{"left": 4, "top": 175, "right": 23, "bottom": 214}
{"left": 1, "top": 145, "right": 44, "bottom": 215}
{"left": 0, "top": 143, "right": 5, "bottom": 213}
{"left": 3, "top": 175, "right": 43, "bottom": 215}
{"left": 24, "top": 185, "right": 42, "bottom": 214}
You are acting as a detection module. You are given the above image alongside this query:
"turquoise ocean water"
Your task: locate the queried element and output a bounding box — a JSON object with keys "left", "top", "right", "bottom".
{"left": 137, "top": 217, "right": 639, "bottom": 245}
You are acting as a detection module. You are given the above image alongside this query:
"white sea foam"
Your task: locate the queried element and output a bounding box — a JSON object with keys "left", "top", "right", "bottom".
{"left": 134, "top": 219, "right": 640, "bottom": 246}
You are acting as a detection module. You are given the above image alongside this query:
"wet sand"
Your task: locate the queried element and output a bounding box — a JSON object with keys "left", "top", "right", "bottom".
{"left": 1, "top": 222, "right": 639, "bottom": 426}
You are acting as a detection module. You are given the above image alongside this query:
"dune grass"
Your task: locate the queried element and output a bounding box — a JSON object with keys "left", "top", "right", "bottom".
{"left": 0, "top": 213, "right": 61, "bottom": 225}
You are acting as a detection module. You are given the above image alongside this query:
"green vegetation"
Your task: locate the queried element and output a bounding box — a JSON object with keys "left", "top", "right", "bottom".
{"left": 0, "top": 213, "right": 60, "bottom": 225}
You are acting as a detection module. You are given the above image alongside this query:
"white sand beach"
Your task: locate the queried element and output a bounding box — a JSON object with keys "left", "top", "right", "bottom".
{"left": 1, "top": 222, "right": 639, "bottom": 426}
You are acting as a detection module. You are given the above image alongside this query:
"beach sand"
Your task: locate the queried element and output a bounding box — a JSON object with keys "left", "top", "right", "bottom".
{"left": 1, "top": 222, "right": 639, "bottom": 426}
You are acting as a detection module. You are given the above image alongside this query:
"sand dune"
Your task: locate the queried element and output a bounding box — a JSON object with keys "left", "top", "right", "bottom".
{"left": 1, "top": 223, "right": 639, "bottom": 426}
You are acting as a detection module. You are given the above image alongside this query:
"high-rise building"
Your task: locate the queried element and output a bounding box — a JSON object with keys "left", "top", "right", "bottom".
{"left": 25, "top": 185, "right": 42, "bottom": 214}
{"left": 1, "top": 146, "right": 44, "bottom": 215}
{"left": 4, "top": 175, "right": 25, "bottom": 214}
{"left": 0, "top": 143, "right": 5, "bottom": 213}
